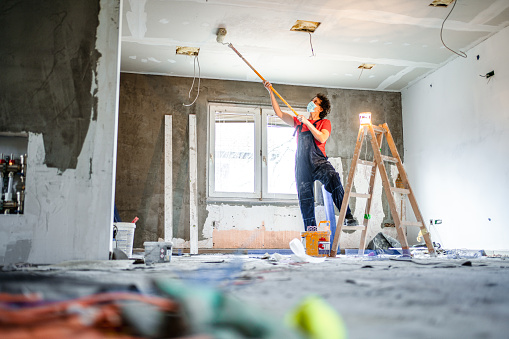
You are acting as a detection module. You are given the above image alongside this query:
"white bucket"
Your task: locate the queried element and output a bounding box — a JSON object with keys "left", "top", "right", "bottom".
{"left": 113, "top": 222, "right": 136, "bottom": 257}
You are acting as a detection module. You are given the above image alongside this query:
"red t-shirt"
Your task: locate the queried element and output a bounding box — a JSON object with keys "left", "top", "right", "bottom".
{"left": 293, "top": 117, "right": 331, "bottom": 157}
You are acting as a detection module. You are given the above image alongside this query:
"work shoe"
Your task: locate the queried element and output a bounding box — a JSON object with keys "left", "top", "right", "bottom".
{"left": 344, "top": 217, "right": 359, "bottom": 226}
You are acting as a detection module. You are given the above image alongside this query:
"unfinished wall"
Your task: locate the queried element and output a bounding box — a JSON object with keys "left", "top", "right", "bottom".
{"left": 117, "top": 73, "right": 403, "bottom": 249}
{"left": 0, "top": 0, "right": 120, "bottom": 264}
{"left": 402, "top": 26, "right": 509, "bottom": 251}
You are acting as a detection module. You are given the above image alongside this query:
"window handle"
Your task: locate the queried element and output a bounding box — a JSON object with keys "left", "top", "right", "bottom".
{"left": 210, "top": 153, "right": 213, "bottom": 161}
{"left": 263, "top": 155, "right": 267, "bottom": 163}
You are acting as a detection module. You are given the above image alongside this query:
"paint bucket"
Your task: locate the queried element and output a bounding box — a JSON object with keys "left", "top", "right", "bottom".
{"left": 144, "top": 241, "right": 172, "bottom": 263}
{"left": 113, "top": 222, "right": 136, "bottom": 257}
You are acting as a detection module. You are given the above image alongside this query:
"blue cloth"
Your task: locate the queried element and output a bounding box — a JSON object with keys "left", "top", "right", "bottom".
{"left": 322, "top": 185, "right": 338, "bottom": 252}
{"left": 113, "top": 204, "right": 122, "bottom": 222}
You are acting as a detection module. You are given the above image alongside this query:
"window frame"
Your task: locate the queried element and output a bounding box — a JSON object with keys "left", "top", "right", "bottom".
{"left": 208, "top": 102, "right": 305, "bottom": 202}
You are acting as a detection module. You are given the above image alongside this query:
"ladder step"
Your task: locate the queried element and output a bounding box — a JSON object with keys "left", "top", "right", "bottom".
{"left": 372, "top": 125, "right": 386, "bottom": 133}
{"left": 342, "top": 225, "right": 367, "bottom": 231}
{"left": 391, "top": 187, "right": 410, "bottom": 194}
{"left": 400, "top": 221, "right": 424, "bottom": 228}
{"left": 357, "top": 159, "right": 375, "bottom": 167}
{"left": 381, "top": 155, "right": 399, "bottom": 163}
{"left": 350, "top": 192, "right": 371, "bottom": 199}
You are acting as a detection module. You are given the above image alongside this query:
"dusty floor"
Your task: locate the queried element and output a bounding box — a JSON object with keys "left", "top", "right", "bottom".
{"left": 2, "top": 252, "right": 509, "bottom": 338}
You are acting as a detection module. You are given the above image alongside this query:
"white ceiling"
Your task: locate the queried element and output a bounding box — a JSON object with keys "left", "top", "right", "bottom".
{"left": 120, "top": 0, "right": 509, "bottom": 91}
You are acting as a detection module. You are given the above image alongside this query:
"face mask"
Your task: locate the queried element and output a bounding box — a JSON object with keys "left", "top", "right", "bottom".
{"left": 307, "top": 101, "right": 317, "bottom": 113}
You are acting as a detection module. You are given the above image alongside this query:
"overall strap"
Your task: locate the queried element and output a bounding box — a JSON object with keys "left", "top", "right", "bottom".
{"left": 293, "top": 119, "right": 322, "bottom": 137}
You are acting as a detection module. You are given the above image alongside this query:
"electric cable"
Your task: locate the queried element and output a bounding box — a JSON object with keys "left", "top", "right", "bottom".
{"left": 440, "top": 0, "right": 467, "bottom": 58}
{"left": 309, "top": 32, "right": 315, "bottom": 57}
{"left": 183, "top": 55, "right": 201, "bottom": 107}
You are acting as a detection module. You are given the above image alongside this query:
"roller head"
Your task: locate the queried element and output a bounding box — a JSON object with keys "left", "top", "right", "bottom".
{"left": 216, "top": 27, "right": 227, "bottom": 43}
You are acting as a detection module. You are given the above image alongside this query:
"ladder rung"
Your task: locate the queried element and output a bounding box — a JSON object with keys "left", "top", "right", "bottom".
{"left": 400, "top": 221, "right": 424, "bottom": 228}
{"left": 357, "top": 159, "right": 375, "bottom": 167}
{"left": 381, "top": 155, "right": 399, "bottom": 163}
{"left": 391, "top": 187, "right": 410, "bottom": 194}
{"left": 372, "top": 125, "right": 386, "bottom": 133}
{"left": 350, "top": 192, "right": 371, "bottom": 199}
{"left": 342, "top": 225, "right": 367, "bottom": 231}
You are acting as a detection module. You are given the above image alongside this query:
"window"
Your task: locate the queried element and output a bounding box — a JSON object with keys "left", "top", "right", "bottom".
{"left": 208, "top": 103, "right": 305, "bottom": 200}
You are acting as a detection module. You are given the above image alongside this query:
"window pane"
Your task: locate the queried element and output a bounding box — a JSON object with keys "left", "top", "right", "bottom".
{"left": 266, "top": 115, "right": 297, "bottom": 194}
{"left": 214, "top": 112, "right": 255, "bottom": 193}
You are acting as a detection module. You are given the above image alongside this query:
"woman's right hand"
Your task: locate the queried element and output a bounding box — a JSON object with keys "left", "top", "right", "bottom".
{"left": 263, "top": 80, "right": 272, "bottom": 92}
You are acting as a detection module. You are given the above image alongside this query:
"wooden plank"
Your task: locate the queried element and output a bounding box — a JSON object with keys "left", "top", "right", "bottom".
{"left": 350, "top": 192, "right": 371, "bottom": 198}
{"left": 400, "top": 221, "right": 424, "bottom": 227}
{"left": 391, "top": 187, "right": 410, "bottom": 194}
{"left": 372, "top": 125, "right": 386, "bottom": 133}
{"left": 189, "top": 114, "right": 198, "bottom": 255}
{"left": 164, "top": 115, "right": 173, "bottom": 243}
{"left": 357, "top": 159, "right": 375, "bottom": 167}
{"left": 342, "top": 225, "right": 366, "bottom": 231}
{"left": 381, "top": 155, "right": 398, "bottom": 163}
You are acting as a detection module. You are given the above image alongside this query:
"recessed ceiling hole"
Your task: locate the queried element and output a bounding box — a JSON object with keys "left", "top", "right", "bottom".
{"left": 358, "top": 64, "right": 375, "bottom": 70}
{"left": 429, "top": 0, "right": 455, "bottom": 7}
{"left": 290, "top": 20, "right": 321, "bottom": 33}
{"left": 176, "top": 46, "right": 200, "bottom": 56}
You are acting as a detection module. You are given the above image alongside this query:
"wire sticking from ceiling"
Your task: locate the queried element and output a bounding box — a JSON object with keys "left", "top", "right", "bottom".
{"left": 440, "top": 0, "right": 467, "bottom": 58}
{"left": 183, "top": 55, "right": 201, "bottom": 107}
{"left": 309, "top": 32, "right": 315, "bottom": 57}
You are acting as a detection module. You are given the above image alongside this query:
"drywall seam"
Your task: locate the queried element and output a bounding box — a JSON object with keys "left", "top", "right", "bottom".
{"left": 377, "top": 67, "right": 416, "bottom": 91}
{"left": 126, "top": 0, "right": 147, "bottom": 39}
{"left": 189, "top": 114, "right": 198, "bottom": 254}
{"left": 166, "top": 1, "right": 499, "bottom": 32}
{"left": 469, "top": 0, "right": 509, "bottom": 25}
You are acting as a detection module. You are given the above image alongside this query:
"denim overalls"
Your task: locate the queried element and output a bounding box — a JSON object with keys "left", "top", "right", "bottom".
{"left": 295, "top": 120, "right": 352, "bottom": 229}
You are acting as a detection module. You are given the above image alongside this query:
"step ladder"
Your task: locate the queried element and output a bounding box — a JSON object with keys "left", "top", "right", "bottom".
{"left": 329, "top": 122, "right": 435, "bottom": 257}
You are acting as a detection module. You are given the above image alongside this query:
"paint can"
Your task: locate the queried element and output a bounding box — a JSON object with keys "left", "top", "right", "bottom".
{"left": 113, "top": 222, "right": 136, "bottom": 258}
{"left": 144, "top": 241, "right": 173, "bottom": 263}
{"left": 301, "top": 230, "right": 330, "bottom": 257}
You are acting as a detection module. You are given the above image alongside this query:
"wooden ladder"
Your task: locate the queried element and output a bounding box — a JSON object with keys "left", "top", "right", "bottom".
{"left": 329, "top": 123, "right": 435, "bottom": 257}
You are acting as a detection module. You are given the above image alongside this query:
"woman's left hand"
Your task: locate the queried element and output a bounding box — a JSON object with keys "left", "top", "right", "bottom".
{"left": 297, "top": 114, "right": 309, "bottom": 125}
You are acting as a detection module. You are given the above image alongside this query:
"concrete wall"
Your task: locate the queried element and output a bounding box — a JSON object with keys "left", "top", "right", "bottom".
{"left": 401, "top": 26, "right": 509, "bottom": 251}
{"left": 0, "top": 0, "right": 121, "bottom": 264}
{"left": 117, "top": 73, "right": 405, "bottom": 249}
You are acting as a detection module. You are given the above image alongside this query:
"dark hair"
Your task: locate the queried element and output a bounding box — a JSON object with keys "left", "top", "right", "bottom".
{"left": 316, "top": 93, "right": 330, "bottom": 119}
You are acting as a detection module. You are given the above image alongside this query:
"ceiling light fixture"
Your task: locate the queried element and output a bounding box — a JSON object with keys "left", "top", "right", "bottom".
{"left": 429, "top": 0, "right": 455, "bottom": 7}
{"left": 290, "top": 20, "right": 321, "bottom": 33}
{"left": 176, "top": 46, "right": 200, "bottom": 56}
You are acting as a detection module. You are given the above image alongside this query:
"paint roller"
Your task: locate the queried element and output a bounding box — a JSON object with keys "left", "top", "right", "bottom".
{"left": 216, "top": 28, "right": 299, "bottom": 116}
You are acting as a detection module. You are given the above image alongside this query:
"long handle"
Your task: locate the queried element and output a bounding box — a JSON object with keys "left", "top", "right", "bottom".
{"left": 227, "top": 43, "right": 299, "bottom": 116}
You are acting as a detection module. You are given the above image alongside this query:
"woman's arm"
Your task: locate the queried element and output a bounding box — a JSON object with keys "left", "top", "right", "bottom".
{"left": 298, "top": 115, "right": 330, "bottom": 143}
{"left": 264, "top": 81, "right": 295, "bottom": 127}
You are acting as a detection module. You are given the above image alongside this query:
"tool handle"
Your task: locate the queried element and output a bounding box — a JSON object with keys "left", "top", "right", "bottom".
{"left": 228, "top": 43, "right": 299, "bottom": 116}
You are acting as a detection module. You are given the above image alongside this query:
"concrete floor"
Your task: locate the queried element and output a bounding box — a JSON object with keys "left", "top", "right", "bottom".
{"left": 2, "top": 253, "right": 509, "bottom": 338}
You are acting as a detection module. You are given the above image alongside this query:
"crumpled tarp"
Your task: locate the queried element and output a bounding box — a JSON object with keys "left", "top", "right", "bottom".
{"left": 366, "top": 232, "right": 401, "bottom": 251}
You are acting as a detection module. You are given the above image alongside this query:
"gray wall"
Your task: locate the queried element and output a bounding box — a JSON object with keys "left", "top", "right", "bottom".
{"left": 117, "top": 73, "right": 403, "bottom": 247}
{"left": 0, "top": 0, "right": 120, "bottom": 264}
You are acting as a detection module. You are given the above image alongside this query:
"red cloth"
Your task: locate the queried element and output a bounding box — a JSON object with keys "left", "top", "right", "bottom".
{"left": 293, "top": 117, "right": 331, "bottom": 157}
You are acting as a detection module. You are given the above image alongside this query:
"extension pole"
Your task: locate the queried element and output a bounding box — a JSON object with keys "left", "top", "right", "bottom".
{"left": 227, "top": 43, "right": 299, "bottom": 116}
